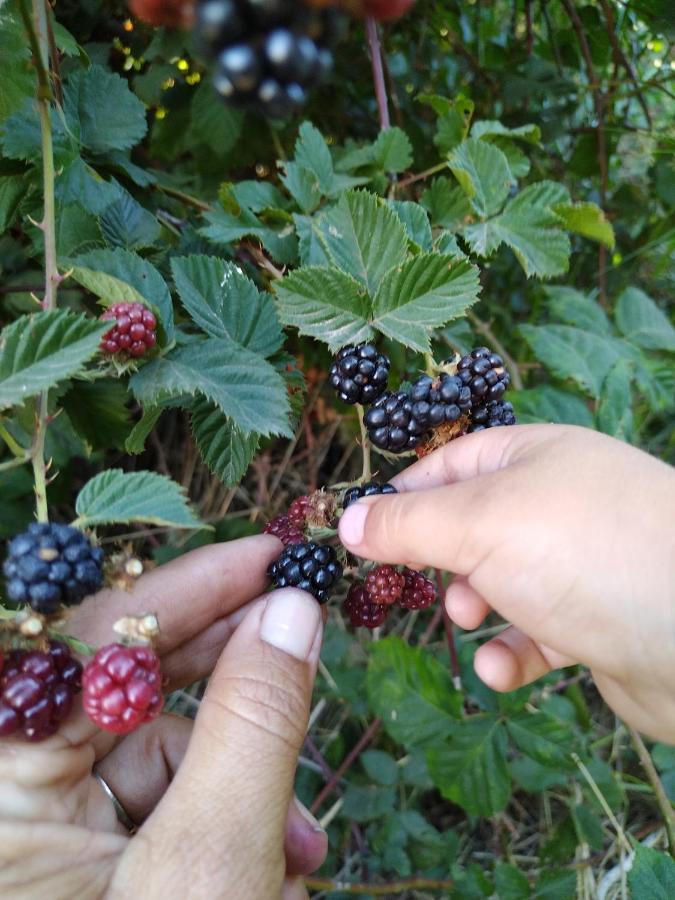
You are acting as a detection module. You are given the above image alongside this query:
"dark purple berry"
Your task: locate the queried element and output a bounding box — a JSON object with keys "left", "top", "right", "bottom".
{"left": 457, "top": 346, "right": 510, "bottom": 403}
{"left": 343, "top": 481, "right": 397, "bottom": 509}
{"left": 329, "top": 344, "right": 390, "bottom": 406}
{"left": 268, "top": 541, "right": 342, "bottom": 604}
{"left": 468, "top": 399, "right": 517, "bottom": 432}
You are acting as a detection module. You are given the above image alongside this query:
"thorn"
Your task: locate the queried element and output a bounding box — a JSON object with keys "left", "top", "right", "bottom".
{"left": 30, "top": 293, "right": 42, "bottom": 306}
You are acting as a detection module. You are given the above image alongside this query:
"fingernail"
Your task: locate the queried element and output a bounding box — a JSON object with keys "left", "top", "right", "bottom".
{"left": 260, "top": 589, "right": 322, "bottom": 661}
{"left": 294, "top": 796, "right": 325, "bottom": 834}
{"left": 338, "top": 501, "right": 369, "bottom": 546}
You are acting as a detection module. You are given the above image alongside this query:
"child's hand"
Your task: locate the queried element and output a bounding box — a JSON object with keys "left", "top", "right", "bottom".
{"left": 339, "top": 425, "right": 675, "bottom": 742}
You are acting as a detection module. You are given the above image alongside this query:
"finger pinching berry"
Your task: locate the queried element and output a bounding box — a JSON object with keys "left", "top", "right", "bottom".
{"left": 343, "top": 481, "right": 397, "bottom": 510}
{"left": 82, "top": 643, "right": 163, "bottom": 735}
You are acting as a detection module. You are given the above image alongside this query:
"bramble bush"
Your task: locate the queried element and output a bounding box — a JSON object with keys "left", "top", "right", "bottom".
{"left": 1, "top": 0, "right": 674, "bottom": 895}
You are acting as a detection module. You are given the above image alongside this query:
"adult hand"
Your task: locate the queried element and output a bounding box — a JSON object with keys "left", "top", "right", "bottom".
{"left": 339, "top": 425, "right": 675, "bottom": 743}
{"left": 0, "top": 535, "right": 326, "bottom": 899}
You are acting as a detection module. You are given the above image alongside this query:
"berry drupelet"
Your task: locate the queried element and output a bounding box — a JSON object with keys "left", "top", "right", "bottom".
{"left": 268, "top": 541, "right": 342, "bottom": 603}
{"left": 329, "top": 343, "right": 390, "bottom": 406}
{"left": 100, "top": 302, "right": 157, "bottom": 359}
{"left": 364, "top": 391, "right": 427, "bottom": 453}
{"left": 3, "top": 523, "right": 104, "bottom": 615}
{"left": 468, "top": 399, "right": 517, "bottom": 432}
{"left": 456, "top": 346, "right": 510, "bottom": 404}
{"left": 343, "top": 481, "right": 397, "bottom": 509}
{"left": 409, "top": 372, "right": 472, "bottom": 430}
{"left": 263, "top": 514, "right": 305, "bottom": 545}
{"left": 343, "top": 583, "right": 389, "bottom": 629}
{"left": 287, "top": 494, "right": 311, "bottom": 528}
{"left": 82, "top": 643, "right": 163, "bottom": 735}
{"left": 399, "top": 569, "right": 436, "bottom": 610}
{"left": 0, "top": 641, "right": 82, "bottom": 741}
{"left": 365, "top": 565, "right": 405, "bottom": 605}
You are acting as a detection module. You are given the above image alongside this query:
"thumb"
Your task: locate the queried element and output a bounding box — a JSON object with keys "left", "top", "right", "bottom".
{"left": 123, "top": 589, "right": 322, "bottom": 898}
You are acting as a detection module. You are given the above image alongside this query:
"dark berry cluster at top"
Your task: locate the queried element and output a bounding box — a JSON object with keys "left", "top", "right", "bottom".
{"left": 329, "top": 344, "right": 391, "bottom": 406}
{"left": 343, "top": 481, "right": 397, "bottom": 509}
{"left": 268, "top": 541, "right": 342, "bottom": 603}
{"left": 195, "top": 0, "right": 343, "bottom": 117}
{"left": 0, "top": 641, "right": 82, "bottom": 742}
{"left": 344, "top": 567, "right": 436, "bottom": 629}
{"left": 100, "top": 302, "right": 157, "bottom": 359}
{"left": 3, "top": 523, "right": 104, "bottom": 615}
{"left": 457, "top": 347, "right": 510, "bottom": 404}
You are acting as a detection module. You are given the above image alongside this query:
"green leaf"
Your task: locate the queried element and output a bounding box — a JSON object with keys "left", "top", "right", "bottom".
{"left": 0, "top": 12, "right": 35, "bottom": 124}
{"left": 74, "top": 469, "right": 204, "bottom": 529}
{"left": 534, "top": 868, "right": 577, "bottom": 899}
{"left": 510, "top": 386, "right": 594, "bottom": 427}
{"left": 279, "top": 162, "right": 323, "bottom": 213}
{"left": 360, "top": 750, "right": 400, "bottom": 787}
{"left": 56, "top": 204, "right": 103, "bottom": 257}
{"left": 597, "top": 359, "right": 634, "bottom": 440}
{"left": 273, "top": 265, "right": 372, "bottom": 351}
{"left": 426, "top": 96, "right": 474, "bottom": 154}
{"left": 449, "top": 139, "right": 514, "bottom": 217}
{"left": 191, "top": 398, "right": 258, "bottom": 486}
{"left": 342, "top": 784, "right": 397, "bottom": 823}
{"left": 0, "top": 311, "right": 107, "bottom": 410}
{"left": 520, "top": 324, "right": 629, "bottom": 397}
{"left": 628, "top": 847, "right": 675, "bottom": 900}
{"left": 318, "top": 191, "right": 408, "bottom": 294}
{"left": 61, "top": 379, "right": 132, "bottom": 450}
{"left": 367, "top": 637, "right": 462, "bottom": 749}
{"left": 99, "top": 187, "right": 160, "bottom": 250}
{"left": 570, "top": 804, "right": 605, "bottom": 851}
{"left": 0, "top": 174, "right": 27, "bottom": 232}
{"left": 471, "top": 120, "right": 541, "bottom": 144}
{"left": 56, "top": 156, "right": 121, "bottom": 216}
{"left": 125, "top": 406, "right": 163, "bottom": 455}
{"left": 1, "top": 98, "right": 75, "bottom": 165}
{"left": 293, "top": 213, "right": 333, "bottom": 266}
{"left": 493, "top": 862, "right": 531, "bottom": 900}
{"left": 372, "top": 253, "right": 481, "bottom": 353}
{"left": 63, "top": 65, "right": 148, "bottom": 154}
{"left": 506, "top": 710, "right": 577, "bottom": 769}
{"left": 171, "top": 255, "right": 282, "bottom": 356}
{"left": 293, "top": 121, "right": 334, "bottom": 194}
{"left": 422, "top": 176, "right": 474, "bottom": 230}
{"left": 388, "top": 200, "right": 433, "bottom": 250}
{"left": 615, "top": 287, "right": 675, "bottom": 352}
{"left": 130, "top": 338, "right": 292, "bottom": 438}
{"left": 427, "top": 715, "right": 510, "bottom": 816}
{"left": 544, "top": 285, "right": 612, "bottom": 335}
{"left": 552, "top": 202, "right": 615, "bottom": 249}
{"left": 190, "top": 81, "right": 242, "bottom": 155}
{"left": 232, "top": 180, "right": 287, "bottom": 212}
{"left": 200, "top": 206, "right": 298, "bottom": 265}
{"left": 372, "top": 127, "right": 413, "bottom": 172}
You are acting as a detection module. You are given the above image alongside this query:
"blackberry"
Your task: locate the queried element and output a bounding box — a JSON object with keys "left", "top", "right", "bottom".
{"left": 263, "top": 514, "right": 305, "bottom": 545}
{"left": 268, "top": 541, "right": 342, "bottom": 604}
{"left": 343, "top": 583, "right": 389, "bottom": 629}
{"left": 408, "top": 372, "right": 472, "bottom": 430}
{"left": 195, "top": 0, "right": 343, "bottom": 117}
{"left": 364, "top": 391, "right": 427, "bottom": 453}
{"left": 468, "top": 399, "right": 517, "bottom": 432}
{"left": 100, "top": 302, "right": 157, "bottom": 359}
{"left": 343, "top": 481, "right": 397, "bottom": 510}
{"left": 399, "top": 569, "right": 436, "bottom": 611}
{"left": 82, "top": 643, "right": 163, "bottom": 736}
{"left": 3, "top": 523, "right": 104, "bottom": 615}
{"left": 329, "top": 343, "right": 390, "bottom": 406}
{"left": 0, "top": 641, "right": 82, "bottom": 741}
{"left": 365, "top": 565, "right": 405, "bottom": 605}
{"left": 456, "top": 347, "right": 510, "bottom": 403}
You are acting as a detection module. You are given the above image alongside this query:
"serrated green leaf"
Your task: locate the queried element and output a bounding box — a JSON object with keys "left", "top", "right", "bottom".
{"left": 171, "top": 255, "right": 282, "bottom": 356}
{"left": 493, "top": 862, "right": 531, "bottom": 900}
{"left": 615, "top": 287, "right": 675, "bottom": 351}
{"left": 125, "top": 406, "right": 163, "bottom": 455}
{"left": 1, "top": 98, "right": 75, "bottom": 165}
{"left": 510, "top": 386, "right": 594, "bottom": 427}
{"left": 190, "top": 81, "right": 242, "bottom": 155}
{"left": 534, "top": 868, "right": 577, "bottom": 899}
{"left": 372, "top": 253, "right": 481, "bottom": 352}
{"left": 342, "top": 783, "right": 397, "bottom": 823}
{"left": 279, "top": 161, "right": 323, "bottom": 213}
{"left": 62, "top": 379, "right": 132, "bottom": 450}
{"left": 99, "top": 187, "right": 160, "bottom": 250}
{"left": 293, "top": 213, "right": 332, "bottom": 266}
{"left": 273, "top": 266, "right": 372, "bottom": 351}
{"left": 493, "top": 137, "right": 532, "bottom": 179}
{"left": 200, "top": 206, "right": 298, "bottom": 265}
{"left": 628, "top": 846, "right": 675, "bottom": 900}
{"left": 372, "top": 127, "right": 413, "bottom": 172}
{"left": 544, "top": 285, "right": 612, "bottom": 335}
{"left": 570, "top": 804, "right": 605, "bottom": 851}
{"left": 388, "top": 200, "right": 433, "bottom": 250}
{"left": 0, "top": 11, "right": 35, "bottom": 124}
{"left": 55, "top": 156, "right": 121, "bottom": 216}
{"left": 56, "top": 203, "right": 103, "bottom": 257}
{"left": 0, "top": 311, "right": 107, "bottom": 410}
{"left": 63, "top": 66, "right": 147, "bottom": 154}
{"left": 293, "top": 121, "right": 334, "bottom": 194}
{"left": 367, "top": 637, "right": 462, "bottom": 749}
{"left": 597, "top": 359, "right": 634, "bottom": 440}
{"left": 449, "top": 139, "right": 514, "bottom": 217}
{"left": 422, "top": 176, "right": 474, "bottom": 230}
{"left": 471, "top": 120, "right": 541, "bottom": 144}
{"left": 427, "top": 716, "right": 510, "bottom": 816}
{"left": 318, "top": 190, "right": 408, "bottom": 294}
{"left": 74, "top": 469, "right": 204, "bottom": 529}
{"left": 130, "top": 338, "right": 292, "bottom": 438}
{"left": 191, "top": 398, "right": 258, "bottom": 486}
{"left": 507, "top": 710, "right": 577, "bottom": 769}
{"left": 360, "top": 750, "right": 400, "bottom": 787}
{"left": 552, "top": 202, "right": 615, "bottom": 249}
{"left": 428, "top": 96, "right": 474, "bottom": 154}
{"left": 232, "top": 180, "right": 287, "bottom": 212}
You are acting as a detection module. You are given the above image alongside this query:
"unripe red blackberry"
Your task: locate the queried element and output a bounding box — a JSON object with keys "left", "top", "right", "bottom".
{"left": 263, "top": 514, "right": 305, "bottom": 545}
{"left": 82, "top": 643, "right": 163, "bottom": 735}
{"left": 100, "top": 302, "right": 157, "bottom": 359}
{"left": 343, "top": 582, "right": 388, "bottom": 629}
{"left": 329, "top": 343, "right": 390, "bottom": 405}
{"left": 456, "top": 347, "right": 510, "bottom": 403}
{"left": 0, "top": 641, "right": 82, "bottom": 741}
{"left": 399, "top": 569, "right": 436, "bottom": 610}
{"left": 287, "top": 494, "right": 311, "bottom": 528}
{"left": 365, "top": 564, "right": 405, "bottom": 605}
{"left": 364, "top": 391, "right": 427, "bottom": 453}
{"left": 268, "top": 541, "right": 342, "bottom": 603}
{"left": 468, "top": 399, "right": 516, "bottom": 432}
{"left": 343, "top": 481, "right": 397, "bottom": 509}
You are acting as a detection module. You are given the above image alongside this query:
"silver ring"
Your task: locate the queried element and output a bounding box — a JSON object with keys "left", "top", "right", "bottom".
{"left": 93, "top": 771, "right": 137, "bottom": 833}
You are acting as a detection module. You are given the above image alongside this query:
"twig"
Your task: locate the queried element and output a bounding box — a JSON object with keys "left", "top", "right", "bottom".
{"left": 599, "top": 0, "right": 652, "bottom": 128}
{"left": 305, "top": 876, "right": 454, "bottom": 895}
{"left": 628, "top": 727, "right": 675, "bottom": 857}
{"left": 310, "top": 717, "right": 382, "bottom": 814}
{"left": 356, "top": 404, "right": 371, "bottom": 483}
{"left": 466, "top": 311, "right": 524, "bottom": 390}
{"left": 365, "top": 18, "right": 390, "bottom": 131}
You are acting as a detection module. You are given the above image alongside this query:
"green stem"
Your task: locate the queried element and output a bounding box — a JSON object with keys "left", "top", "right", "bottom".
{"left": 356, "top": 404, "right": 371, "bottom": 483}
{"left": 628, "top": 726, "right": 675, "bottom": 858}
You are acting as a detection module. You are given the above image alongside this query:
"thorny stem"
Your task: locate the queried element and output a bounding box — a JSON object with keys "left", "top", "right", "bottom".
{"left": 305, "top": 877, "right": 454, "bottom": 895}
{"left": 310, "top": 718, "right": 382, "bottom": 814}
{"left": 356, "top": 404, "right": 372, "bottom": 483}
{"left": 365, "top": 18, "right": 390, "bottom": 131}
{"left": 628, "top": 726, "right": 675, "bottom": 858}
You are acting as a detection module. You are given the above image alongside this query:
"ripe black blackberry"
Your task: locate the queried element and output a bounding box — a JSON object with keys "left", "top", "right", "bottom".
{"left": 364, "top": 391, "right": 427, "bottom": 453}
{"left": 3, "top": 523, "right": 104, "bottom": 615}
{"left": 456, "top": 347, "right": 510, "bottom": 403}
{"left": 343, "top": 583, "right": 388, "bottom": 629}
{"left": 329, "top": 343, "right": 390, "bottom": 406}
{"left": 408, "top": 372, "right": 472, "bottom": 431}
{"left": 343, "top": 481, "right": 397, "bottom": 510}
{"left": 268, "top": 541, "right": 342, "bottom": 603}
{"left": 195, "top": 0, "right": 343, "bottom": 118}
{"left": 468, "top": 399, "right": 517, "bottom": 432}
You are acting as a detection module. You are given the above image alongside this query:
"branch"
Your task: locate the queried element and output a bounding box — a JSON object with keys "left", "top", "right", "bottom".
{"left": 310, "top": 717, "right": 382, "bottom": 814}
{"left": 629, "top": 727, "right": 675, "bottom": 858}
{"left": 305, "top": 877, "right": 454, "bottom": 895}
{"left": 599, "top": 0, "right": 652, "bottom": 128}
{"left": 365, "top": 18, "right": 390, "bottom": 131}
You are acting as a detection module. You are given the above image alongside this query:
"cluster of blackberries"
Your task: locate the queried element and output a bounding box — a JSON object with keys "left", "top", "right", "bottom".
{"left": 268, "top": 541, "right": 343, "bottom": 603}
{"left": 3, "top": 523, "right": 104, "bottom": 616}
{"left": 344, "top": 566, "right": 436, "bottom": 629}
{"left": 195, "top": 0, "right": 343, "bottom": 117}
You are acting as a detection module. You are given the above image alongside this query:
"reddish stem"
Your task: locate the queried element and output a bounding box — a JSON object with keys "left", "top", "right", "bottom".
{"left": 310, "top": 717, "right": 382, "bottom": 814}
{"left": 365, "top": 18, "right": 390, "bottom": 131}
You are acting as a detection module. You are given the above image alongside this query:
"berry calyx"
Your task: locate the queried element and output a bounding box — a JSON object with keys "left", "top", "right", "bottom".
{"left": 364, "top": 391, "right": 427, "bottom": 453}
{"left": 456, "top": 347, "right": 510, "bottom": 404}
{"left": 268, "top": 541, "right": 343, "bottom": 603}
{"left": 399, "top": 569, "right": 436, "bottom": 610}
{"left": 364, "top": 564, "right": 405, "bottom": 605}
{"left": 82, "top": 643, "right": 163, "bottom": 735}
{"left": 343, "top": 481, "right": 397, "bottom": 509}
{"left": 343, "top": 582, "right": 389, "bottom": 628}
{"left": 263, "top": 514, "right": 305, "bottom": 545}
{"left": 3, "top": 523, "right": 104, "bottom": 615}
{"left": 100, "top": 302, "right": 157, "bottom": 359}
{"left": 329, "top": 343, "right": 390, "bottom": 406}
{"left": 468, "top": 399, "right": 517, "bottom": 432}
{"left": 0, "top": 641, "right": 82, "bottom": 742}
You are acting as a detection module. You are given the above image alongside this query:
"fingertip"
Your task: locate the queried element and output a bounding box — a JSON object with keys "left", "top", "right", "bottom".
{"left": 338, "top": 501, "right": 369, "bottom": 548}
{"left": 474, "top": 638, "right": 520, "bottom": 692}
{"left": 285, "top": 798, "right": 328, "bottom": 876}
{"left": 444, "top": 578, "right": 490, "bottom": 629}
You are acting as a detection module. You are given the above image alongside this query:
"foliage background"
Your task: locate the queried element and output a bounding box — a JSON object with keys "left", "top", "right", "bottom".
{"left": 1, "top": 0, "right": 674, "bottom": 896}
